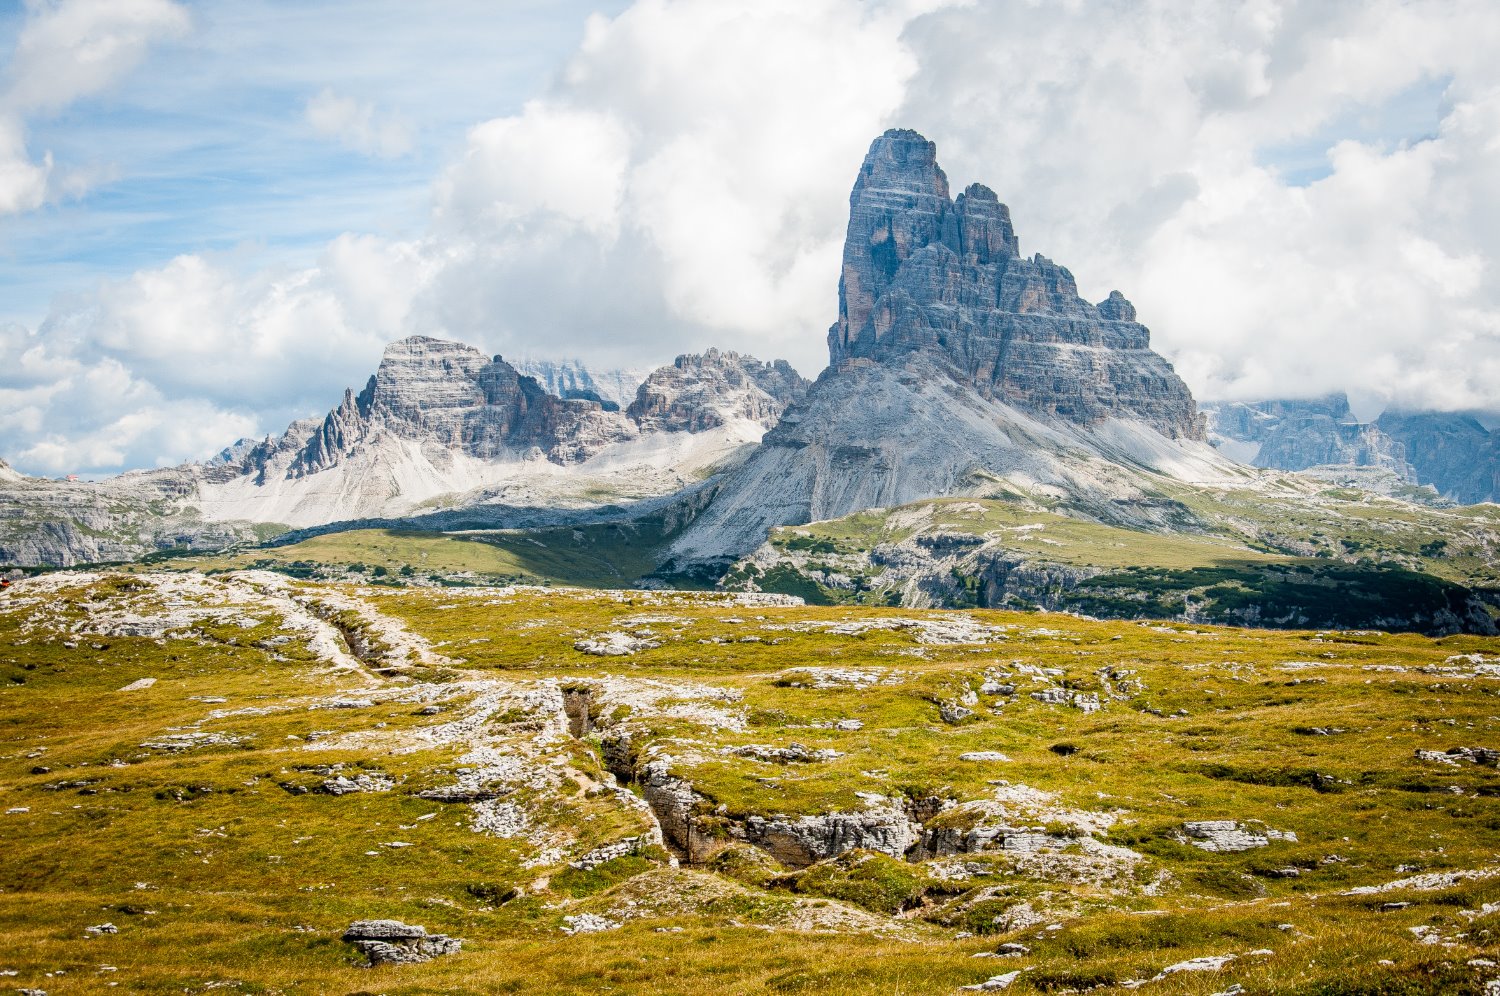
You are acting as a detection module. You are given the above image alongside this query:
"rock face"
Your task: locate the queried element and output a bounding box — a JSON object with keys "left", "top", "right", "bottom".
{"left": 1204, "top": 395, "right": 1500, "bottom": 504}
{"left": 829, "top": 129, "right": 1203, "bottom": 439}
{"left": 1203, "top": 395, "right": 1410, "bottom": 476}
{"left": 287, "top": 336, "right": 632, "bottom": 473}
{"left": 667, "top": 129, "right": 1228, "bottom": 568}
{"left": 513, "top": 357, "right": 651, "bottom": 410}
{"left": 628, "top": 349, "right": 809, "bottom": 433}
{"left": 1376, "top": 411, "right": 1500, "bottom": 505}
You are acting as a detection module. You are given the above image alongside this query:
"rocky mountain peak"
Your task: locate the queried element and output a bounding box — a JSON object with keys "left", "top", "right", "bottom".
{"left": 288, "top": 335, "right": 628, "bottom": 477}
{"left": 827, "top": 128, "right": 1203, "bottom": 441}
{"left": 627, "top": 350, "right": 809, "bottom": 433}
{"left": 854, "top": 128, "right": 951, "bottom": 199}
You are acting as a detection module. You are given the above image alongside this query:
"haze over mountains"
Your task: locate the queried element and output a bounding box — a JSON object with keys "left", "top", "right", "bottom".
{"left": 1205, "top": 395, "right": 1500, "bottom": 505}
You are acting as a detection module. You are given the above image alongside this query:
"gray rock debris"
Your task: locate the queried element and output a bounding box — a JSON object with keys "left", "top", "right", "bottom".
{"left": 139, "top": 731, "right": 249, "bottom": 752}
{"left": 342, "top": 919, "right": 462, "bottom": 966}
{"left": 1415, "top": 746, "right": 1499, "bottom": 767}
{"left": 573, "top": 631, "right": 662, "bottom": 656}
{"left": 280, "top": 765, "right": 395, "bottom": 796}
{"left": 939, "top": 700, "right": 975, "bottom": 723}
{"left": 1182, "top": 820, "right": 1297, "bottom": 852}
{"left": 1030, "top": 688, "right": 1101, "bottom": 712}
{"left": 561, "top": 913, "right": 621, "bottom": 935}
{"left": 568, "top": 834, "right": 658, "bottom": 871}
{"left": 725, "top": 743, "right": 844, "bottom": 764}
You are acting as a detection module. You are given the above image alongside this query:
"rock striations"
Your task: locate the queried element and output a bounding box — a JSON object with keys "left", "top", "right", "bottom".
{"left": 829, "top": 129, "right": 1203, "bottom": 438}
{"left": 666, "top": 129, "right": 1225, "bottom": 569}
{"left": 628, "top": 350, "right": 808, "bottom": 433}
{"left": 284, "top": 336, "right": 633, "bottom": 473}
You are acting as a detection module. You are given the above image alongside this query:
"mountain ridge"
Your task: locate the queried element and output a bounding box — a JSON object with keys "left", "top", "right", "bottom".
{"left": 0, "top": 341, "right": 808, "bottom": 564}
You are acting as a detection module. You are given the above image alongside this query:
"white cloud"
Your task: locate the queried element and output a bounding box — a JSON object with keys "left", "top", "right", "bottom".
{"left": 421, "top": 0, "right": 946, "bottom": 368}
{"left": 0, "top": 116, "right": 49, "bottom": 214}
{"left": 890, "top": 0, "right": 1500, "bottom": 413}
{"left": 305, "top": 87, "right": 414, "bottom": 158}
{"left": 0, "top": 0, "right": 188, "bottom": 216}
{"left": 6, "top": 0, "right": 191, "bottom": 113}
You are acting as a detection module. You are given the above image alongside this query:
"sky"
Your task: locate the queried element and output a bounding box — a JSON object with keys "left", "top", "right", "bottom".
{"left": 2, "top": 0, "right": 1499, "bottom": 476}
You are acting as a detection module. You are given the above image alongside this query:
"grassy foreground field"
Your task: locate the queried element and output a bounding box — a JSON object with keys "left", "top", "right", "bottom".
{"left": 3, "top": 571, "right": 1500, "bottom": 993}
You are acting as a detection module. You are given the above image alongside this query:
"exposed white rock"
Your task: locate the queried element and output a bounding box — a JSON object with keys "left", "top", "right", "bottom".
{"left": 574, "top": 631, "right": 662, "bottom": 656}
{"left": 561, "top": 913, "right": 621, "bottom": 935}
{"left": 1181, "top": 820, "right": 1296, "bottom": 853}
{"left": 960, "top": 970, "right": 1021, "bottom": 991}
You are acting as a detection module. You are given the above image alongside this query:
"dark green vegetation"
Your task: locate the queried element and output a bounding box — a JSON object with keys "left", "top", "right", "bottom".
{"left": 731, "top": 490, "right": 1500, "bottom": 635}
{"left": 165, "top": 513, "right": 703, "bottom": 590}
{"left": 2, "top": 571, "right": 1500, "bottom": 992}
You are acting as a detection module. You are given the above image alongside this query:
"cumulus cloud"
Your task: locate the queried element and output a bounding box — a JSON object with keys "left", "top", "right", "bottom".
{"left": 305, "top": 87, "right": 414, "bottom": 158}
{"left": 5, "top": 0, "right": 190, "bottom": 113}
{"left": 8, "top": 0, "right": 1500, "bottom": 475}
{"left": 0, "top": 0, "right": 188, "bottom": 216}
{"left": 886, "top": 0, "right": 1500, "bottom": 413}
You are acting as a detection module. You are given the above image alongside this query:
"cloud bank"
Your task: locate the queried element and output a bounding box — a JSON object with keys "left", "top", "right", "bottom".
{"left": 5, "top": 0, "right": 1500, "bottom": 475}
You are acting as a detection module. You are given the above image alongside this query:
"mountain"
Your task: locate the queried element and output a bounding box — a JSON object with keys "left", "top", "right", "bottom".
{"left": 1375, "top": 410, "right": 1500, "bottom": 505}
{"left": 511, "top": 357, "right": 652, "bottom": 411}
{"left": 1204, "top": 395, "right": 1500, "bottom": 504}
{"left": 628, "top": 349, "right": 807, "bottom": 433}
{"left": 665, "top": 128, "right": 1229, "bottom": 570}
{"left": 0, "top": 340, "right": 807, "bottom": 565}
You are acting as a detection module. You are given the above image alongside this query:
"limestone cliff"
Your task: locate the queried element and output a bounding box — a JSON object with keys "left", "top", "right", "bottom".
{"left": 627, "top": 349, "right": 808, "bottom": 433}
{"left": 829, "top": 129, "right": 1203, "bottom": 439}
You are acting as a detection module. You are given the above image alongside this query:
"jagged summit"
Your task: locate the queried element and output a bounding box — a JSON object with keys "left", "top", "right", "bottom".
{"left": 628, "top": 349, "right": 808, "bottom": 433}
{"left": 830, "top": 129, "right": 1203, "bottom": 440}
{"left": 288, "top": 335, "right": 623, "bottom": 476}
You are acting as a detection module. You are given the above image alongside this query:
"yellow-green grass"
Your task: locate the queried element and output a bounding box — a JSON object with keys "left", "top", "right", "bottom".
{"left": 3, "top": 574, "right": 1500, "bottom": 993}
{"left": 166, "top": 519, "right": 683, "bottom": 588}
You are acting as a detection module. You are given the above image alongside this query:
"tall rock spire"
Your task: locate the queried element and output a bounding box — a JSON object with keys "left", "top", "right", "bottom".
{"left": 823, "top": 127, "right": 1203, "bottom": 441}
{"left": 830, "top": 129, "right": 956, "bottom": 365}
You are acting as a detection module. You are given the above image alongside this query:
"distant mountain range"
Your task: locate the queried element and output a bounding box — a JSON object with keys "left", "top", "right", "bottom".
{"left": 1204, "top": 395, "right": 1500, "bottom": 504}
